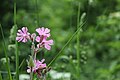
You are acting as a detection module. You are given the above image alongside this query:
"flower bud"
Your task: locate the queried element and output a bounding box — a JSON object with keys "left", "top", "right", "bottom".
{"left": 27, "top": 56, "right": 34, "bottom": 67}
{"left": 81, "top": 12, "right": 86, "bottom": 22}
{"left": 30, "top": 33, "right": 36, "bottom": 42}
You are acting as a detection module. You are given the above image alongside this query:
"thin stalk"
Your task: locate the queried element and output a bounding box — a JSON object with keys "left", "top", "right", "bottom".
{"left": 19, "top": 59, "right": 25, "bottom": 69}
{"left": 69, "top": 57, "right": 78, "bottom": 79}
{"left": 14, "top": 0, "right": 19, "bottom": 80}
{"left": 30, "top": 67, "right": 33, "bottom": 80}
{"left": 48, "top": 21, "right": 86, "bottom": 67}
{"left": 0, "top": 24, "right": 12, "bottom": 80}
{"left": 77, "top": 2, "right": 81, "bottom": 78}
{"left": 34, "top": 52, "right": 37, "bottom": 60}
{"left": 30, "top": 42, "right": 35, "bottom": 80}
{"left": 0, "top": 71, "right": 3, "bottom": 80}
{"left": 15, "top": 25, "right": 19, "bottom": 80}
{"left": 31, "top": 42, "right": 35, "bottom": 57}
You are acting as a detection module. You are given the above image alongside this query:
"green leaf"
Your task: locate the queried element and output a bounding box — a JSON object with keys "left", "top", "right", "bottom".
{"left": 0, "top": 24, "right": 12, "bottom": 80}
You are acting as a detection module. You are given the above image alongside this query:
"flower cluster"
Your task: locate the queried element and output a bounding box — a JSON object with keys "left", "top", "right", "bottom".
{"left": 27, "top": 59, "right": 46, "bottom": 75}
{"left": 16, "top": 27, "right": 53, "bottom": 50}
{"left": 36, "top": 27, "right": 53, "bottom": 50}
{"left": 16, "top": 27, "right": 53, "bottom": 79}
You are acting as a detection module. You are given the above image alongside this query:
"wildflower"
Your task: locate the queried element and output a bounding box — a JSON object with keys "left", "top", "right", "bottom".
{"left": 37, "top": 39, "right": 53, "bottom": 50}
{"left": 16, "top": 27, "right": 30, "bottom": 42}
{"left": 36, "top": 27, "right": 50, "bottom": 37}
{"left": 36, "top": 27, "right": 53, "bottom": 50}
{"left": 27, "top": 59, "right": 46, "bottom": 73}
{"left": 30, "top": 33, "right": 36, "bottom": 42}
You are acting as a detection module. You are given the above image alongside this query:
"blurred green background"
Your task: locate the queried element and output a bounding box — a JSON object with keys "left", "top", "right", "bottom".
{"left": 0, "top": 0, "right": 120, "bottom": 80}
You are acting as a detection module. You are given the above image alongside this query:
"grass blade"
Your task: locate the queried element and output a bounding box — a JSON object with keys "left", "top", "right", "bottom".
{"left": 76, "top": 2, "right": 81, "bottom": 78}
{"left": 15, "top": 27, "right": 19, "bottom": 80}
{"left": 0, "top": 71, "right": 3, "bottom": 80}
{"left": 14, "top": 0, "right": 19, "bottom": 80}
{"left": 0, "top": 24, "right": 12, "bottom": 80}
{"left": 19, "top": 59, "right": 25, "bottom": 69}
{"left": 48, "top": 20, "right": 86, "bottom": 67}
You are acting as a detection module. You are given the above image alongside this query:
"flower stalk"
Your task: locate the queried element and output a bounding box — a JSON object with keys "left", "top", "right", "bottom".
{"left": 77, "top": 2, "right": 81, "bottom": 78}
{"left": 16, "top": 27, "right": 53, "bottom": 80}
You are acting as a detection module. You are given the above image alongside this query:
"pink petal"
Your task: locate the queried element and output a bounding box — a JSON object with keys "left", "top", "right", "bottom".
{"left": 22, "top": 27, "right": 28, "bottom": 33}
{"left": 41, "top": 27, "right": 45, "bottom": 32}
{"left": 48, "top": 40, "right": 54, "bottom": 45}
{"left": 42, "top": 64, "right": 46, "bottom": 67}
{"left": 27, "top": 69, "right": 31, "bottom": 73}
{"left": 18, "top": 30, "right": 23, "bottom": 34}
{"left": 45, "top": 28, "right": 50, "bottom": 33}
{"left": 22, "top": 38, "right": 27, "bottom": 42}
{"left": 17, "top": 37, "right": 23, "bottom": 42}
{"left": 45, "top": 44, "right": 51, "bottom": 50}
{"left": 27, "top": 32, "right": 30, "bottom": 35}
{"left": 40, "top": 64, "right": 46, "bottom": 68}
{"left": 36, "top": 28, "right": 40, "bottom": 33}
{"left": 17, "top": 33, "right": 22, "bottom": 36}
{"left": 36, "top": 36, "right": 40, "bottom": 42}
{"left": 46, "top": 33, "right": 50, "bottom": 37}
{"left": 16, "top": 37, "right": 21, "bottom": 40}
{"left": 36, "top": 28, "right": 42, "bottom": 35}
{"left": 41, "top": 59, "right": 45, "bottom": 63}
{"left": 31, "top": 33, "right": 36, "bottom": 38}
{"left": 37, "top": 44, "right": 40, "bottom": 48}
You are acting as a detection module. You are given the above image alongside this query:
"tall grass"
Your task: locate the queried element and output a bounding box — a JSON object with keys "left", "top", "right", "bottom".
{"left": 14, "top": 0, "right": 19, "bottom": 80}
{"left": 0, "top": 71, "right": 3, "bottom": 80}
{"left": 0, "top": 24, "right": 12, "bottom": 80}
{"left": 48, "top": 20, "right": 86, "bottom": 67}
{"left": 76, "top": 3, "right": 81, "bottom": 78}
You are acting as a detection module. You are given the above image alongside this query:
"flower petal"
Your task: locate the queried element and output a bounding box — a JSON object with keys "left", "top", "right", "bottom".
{"left": 27, "top": 69, "right": 31, "bottom": 73}
{"left": 45, "top": 44, "right": 51, "bottom": 50}
{"left": 22, "top": 27, "right": 28, "bottom": 33}
{"left": 36, "top": 36, "right": 40, "bottom": 42}
{"left": 48, "top": 40, "right": 54, "bottom": 45}
{"left": 45, "top": 28, "right": 50, "bottom": 33}
{"left": 22, "top": 38, "right": 27, "bottom": 42}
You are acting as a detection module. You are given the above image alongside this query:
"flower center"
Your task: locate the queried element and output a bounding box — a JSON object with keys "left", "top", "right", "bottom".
{"left": 23, "top": 34, "right": 27, "bottom": 37}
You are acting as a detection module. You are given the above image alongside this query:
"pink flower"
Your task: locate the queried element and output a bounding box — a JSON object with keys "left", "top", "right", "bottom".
{"left": 30, "top": 33, "right": 36, "bottom": 42}
{"left": 43, "top": 39, "right": 53, "bottom": 50}
{"left": 36, "top": 27, "right": 53, "bottom": 50}
{"left": 37, "top": 39, "right": 53, "bottom": 50}
{"left": 36, "top": 27, "right": 50, "bottom": 37}
{"left": 27, "top": 59, "right": 46, "bottom": 73}
{"left": 16, "top": 27, "right": 30, "bottom": 42}
{"left": 36, "top": 36, "right": 53, "bottom": 50}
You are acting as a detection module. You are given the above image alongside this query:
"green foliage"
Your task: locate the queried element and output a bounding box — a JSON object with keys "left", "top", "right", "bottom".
{"left": 0, "top": 0, "right": 120, "bottom": 80}
{"left": 0, "top": 71, "right": 3, "bottom": 80}
{"left": 0, "top": 24, "right": 12, "bottom": 80}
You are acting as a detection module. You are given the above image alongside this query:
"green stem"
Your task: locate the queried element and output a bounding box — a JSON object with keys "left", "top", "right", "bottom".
{"left": 30, "top": 67, "right": 33, "bottom": 80}
{"left": 0, "top": 24, "right": 12, "bottom": 80}
{"left": 34, "top": 52, "right": 37, "bottom": 60}
{"left": 0, "top": 71, "right": 3, "bottom": 80}
{"left": 30, "top": 42, "right": 35, "bottom": 80}
{"left": 15, "top": 25, "right": 19, "bottom": 80}
{"left": 14, "top": 0, "right": 19, "bottom": 80}
{"left": 19, "top": 59, "right": 25, "bottom": 69}
{"left": 77, "top": 2, "right": 81, "bottom": 78}
{"left": 48, "top": 21, "right": 86, "bottom": 67}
